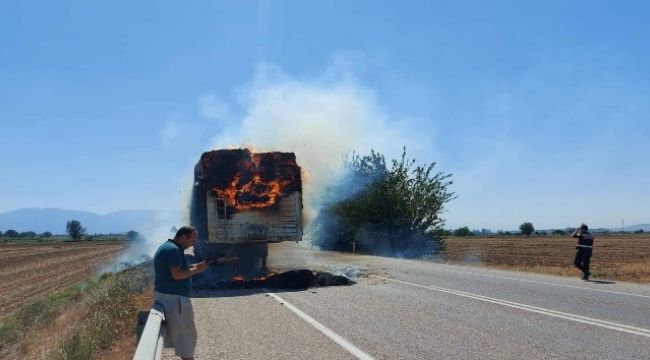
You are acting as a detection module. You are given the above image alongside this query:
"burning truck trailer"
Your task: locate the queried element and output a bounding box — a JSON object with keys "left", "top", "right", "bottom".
{"left": 190, "top": 149, "right": 303, "bottom": 273}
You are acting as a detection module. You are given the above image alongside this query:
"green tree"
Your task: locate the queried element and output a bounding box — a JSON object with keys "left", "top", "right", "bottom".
{"left": 0, "top": 230, "right": 3, "bottom": 237}
{"left": 20, "top": 231, "right": 36, "bottom": 238}
{"left": 4, "top": 229, "right": 19, "bottom": 238}
{"left": 519, "top": 222, "right": 535, "bottom": 236}
{"left": 453, "top": 226, "right": 473, "bottom": 237}
{"left": 552, "top": 229, "right": 566, "bottom": 236}
{"left": 126, "top": 230, "right": 139, "bottom": 241}
{"left": 66, "top": 220, "right": 86, "bottom": 241}
{"left": 314, "top": 148, "right": 454, "bottom": 257}
{"left": 41, "top": 231, "right": 53, "bottom": 237}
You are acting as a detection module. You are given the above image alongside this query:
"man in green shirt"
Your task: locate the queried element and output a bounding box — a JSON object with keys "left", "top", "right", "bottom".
{"left": 154, "top": 226, "right": 210, "bottom": 360}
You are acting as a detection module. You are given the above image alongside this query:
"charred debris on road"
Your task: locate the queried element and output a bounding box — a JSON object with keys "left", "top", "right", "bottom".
{"left": 193, "top": 269, "right": 355, "bottom": 291}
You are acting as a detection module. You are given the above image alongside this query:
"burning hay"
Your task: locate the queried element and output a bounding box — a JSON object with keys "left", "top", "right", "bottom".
{"left": 190, "top": 148, "right": 304, "bottom": 273}
{"left": 195, "top": 149, "right": 302, "bottom": 211}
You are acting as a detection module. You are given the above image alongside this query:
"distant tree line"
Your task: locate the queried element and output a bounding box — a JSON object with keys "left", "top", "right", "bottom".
{"left": 445, "top": 222, "right": 647, "bottom": 237}
{"left": 0, "top": 229, "right": 53, "bottom": 238}
{"left": 1, "top": 219, "right": 141, "bottom": 242}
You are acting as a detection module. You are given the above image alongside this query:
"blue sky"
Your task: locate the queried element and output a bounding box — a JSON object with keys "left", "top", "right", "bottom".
{"left": 1, "top": 1, "right": 648, "bottom": 230}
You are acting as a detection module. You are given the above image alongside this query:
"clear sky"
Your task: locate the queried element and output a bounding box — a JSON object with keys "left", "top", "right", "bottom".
{"left": 1, "top": 1, "right": 648, "bottom": 230}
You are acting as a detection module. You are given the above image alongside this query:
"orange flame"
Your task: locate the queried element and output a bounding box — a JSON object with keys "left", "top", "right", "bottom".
{"left": 198, "top": 149, "right": 301, "bottom": 211}
{"left": 212, "top": 173, "right": 294, "bottom": 210}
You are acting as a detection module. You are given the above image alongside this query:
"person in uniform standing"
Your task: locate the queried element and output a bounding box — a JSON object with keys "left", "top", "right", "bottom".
{"left": 571, "top": 223, "right": 594, "bottom": 281}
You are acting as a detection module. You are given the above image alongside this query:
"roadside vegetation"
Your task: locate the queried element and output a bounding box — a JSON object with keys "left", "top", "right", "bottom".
{"left": 0, "top": 286, "right": 83, "bottom": 353}
{"left": 0, "top": 261, "right": 153, "bottom": 360}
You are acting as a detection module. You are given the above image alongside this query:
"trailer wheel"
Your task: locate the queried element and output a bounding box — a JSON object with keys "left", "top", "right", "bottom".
{"left": 259, "top": 243, "right": 268, "bottom": 270}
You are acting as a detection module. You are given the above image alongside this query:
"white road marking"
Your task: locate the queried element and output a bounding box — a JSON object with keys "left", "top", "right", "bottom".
{"left": 373, "top": 275, "right": 650, "bottom": 338}
{"left": 426, "top": 265, "right": 650, "bottom": 299}
{"left": 266, "top": 292, "right": 376, "bottom": 360}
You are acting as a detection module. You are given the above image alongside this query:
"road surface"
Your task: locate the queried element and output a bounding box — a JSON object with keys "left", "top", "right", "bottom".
{"left": 161, "top": 242, "right": 650, "bottom": 359}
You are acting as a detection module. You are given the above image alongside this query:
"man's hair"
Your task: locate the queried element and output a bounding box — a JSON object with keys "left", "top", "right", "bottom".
{"left": 580, "top": 223, "right": 589, "bottom": 231}
{"left": 174, "top": 226, "right": 196, "bottom": 240}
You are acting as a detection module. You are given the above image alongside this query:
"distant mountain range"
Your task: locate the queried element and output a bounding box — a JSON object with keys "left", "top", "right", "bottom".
{"left": 0, "top": 208, "right": 160, "bottom": 234}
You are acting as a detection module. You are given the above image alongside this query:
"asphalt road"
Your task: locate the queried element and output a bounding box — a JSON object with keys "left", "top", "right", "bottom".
{"left": 161, "top": 242, "right": 650, "bottom": 359}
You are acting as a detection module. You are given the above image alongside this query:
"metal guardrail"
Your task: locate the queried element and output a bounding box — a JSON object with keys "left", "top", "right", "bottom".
{"left": 133, "top": 302, "right": 166, "bottom": 360}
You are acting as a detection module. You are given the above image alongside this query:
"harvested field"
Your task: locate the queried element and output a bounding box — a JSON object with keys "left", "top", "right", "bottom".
{"left": 441, "top": 235, "right": 650, "bottom": 283}
{"left": 0, "top": 242, "right": 125, "bottom": 316}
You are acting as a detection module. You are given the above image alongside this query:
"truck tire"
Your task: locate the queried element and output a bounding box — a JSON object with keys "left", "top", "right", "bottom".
{"left": 259, "top": 243, "right": 268, "bottom": 270}
{"left": 235, "top": 243, "right": 268, "bottom": 271}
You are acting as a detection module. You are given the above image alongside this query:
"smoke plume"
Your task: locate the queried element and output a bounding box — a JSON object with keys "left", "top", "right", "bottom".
{"left": 211, "top": 63, "right": 435, "bottom": 228}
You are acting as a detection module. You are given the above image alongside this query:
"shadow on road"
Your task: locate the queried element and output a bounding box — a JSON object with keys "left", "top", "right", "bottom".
{"left": 586, "top": 279, "right": 616, "bottom": 285}
{"left": 190, "top": 288, "right": 315, "bottom": 299}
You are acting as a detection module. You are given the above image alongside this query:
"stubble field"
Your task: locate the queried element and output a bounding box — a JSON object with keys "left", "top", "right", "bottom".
{"left": 0, "top": 242, "right": 125, "bottom": 316}
{"left": 442, "top": 235, "right": 650, "bottom": 283}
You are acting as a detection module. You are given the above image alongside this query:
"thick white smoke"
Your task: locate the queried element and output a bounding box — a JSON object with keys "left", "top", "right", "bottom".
{"left": 102, "top": 211, "right": 181, "bottom": 271}
{"left": 212, "top": 64, "right": 436, "bottom": 227}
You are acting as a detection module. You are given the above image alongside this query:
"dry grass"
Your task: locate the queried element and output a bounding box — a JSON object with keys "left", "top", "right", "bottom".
{"left": 441, "top": 235, "right": 650, "bottom": 283}
{"left": 3, "top": 300, "right": 89, "bottom": 360}
{"left": 94, "top": 284, "right": 154, "bottom": 360}
{"left": 0, "top": 242, "right": 125, "bottom": 316}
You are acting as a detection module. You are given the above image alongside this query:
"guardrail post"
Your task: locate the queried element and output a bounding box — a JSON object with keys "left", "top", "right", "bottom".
{"left": 133, "top": 302, "right": 166, "bottom": 360}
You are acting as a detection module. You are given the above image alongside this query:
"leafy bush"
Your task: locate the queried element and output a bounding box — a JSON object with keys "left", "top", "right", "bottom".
{"left": 51, "top": 329, "right": 95, "bottom": 360}
{"left": 0, "top": 318, "right": 19, "bottom": 350}
{"left": 313, "top": 148, "right": 454, "bottom": 257}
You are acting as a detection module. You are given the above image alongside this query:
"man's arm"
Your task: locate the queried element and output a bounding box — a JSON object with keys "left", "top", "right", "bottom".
{"left": 571, "top": 228, "right": 580, "bottom": 238}
{"left": 170, "top": 261, "right": 211, "bottom": 280}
